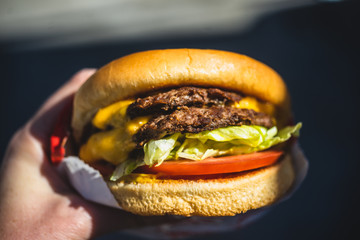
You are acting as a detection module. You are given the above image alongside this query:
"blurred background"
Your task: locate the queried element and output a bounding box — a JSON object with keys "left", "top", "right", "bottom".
{"left": 1, "top": 0, "right": 359, "bottom": 239}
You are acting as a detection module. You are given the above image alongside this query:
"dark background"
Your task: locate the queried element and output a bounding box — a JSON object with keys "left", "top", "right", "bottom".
{"left": 1, "top": 1, "right": 359, "bottom": 239}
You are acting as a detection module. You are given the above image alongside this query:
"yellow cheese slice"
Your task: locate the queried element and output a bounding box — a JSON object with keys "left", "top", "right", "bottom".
{"left": 233, "top": 97, "right": 275, "bottom": 116}
{"left": 79, "top": 128, "right": 136, "bottom": 165}
{"left": 92, "top": 100, "right": 134, "bottom": 129}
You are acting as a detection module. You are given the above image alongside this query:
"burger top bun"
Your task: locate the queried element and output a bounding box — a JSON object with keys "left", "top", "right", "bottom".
{"left": 72, "top": 49, "right": 290, "bottom": 141}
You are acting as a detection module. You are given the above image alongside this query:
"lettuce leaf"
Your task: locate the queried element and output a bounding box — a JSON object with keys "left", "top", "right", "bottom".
{"left": 111, "top": 123, "right": 302, "bottom": 180}
{"left": 109, "top": 156, "right": 145, "bottom": 181}
{"left": 144, "top": 123, "right": 302, "bottom": 165}
{"left": 185, "top": 125, "right": 276, "bottom": 147}
{"left": 143, "top": 133, "right": 181, "bottom": 166}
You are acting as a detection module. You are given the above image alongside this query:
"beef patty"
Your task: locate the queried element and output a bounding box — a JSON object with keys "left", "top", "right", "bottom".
{"left": 96, "top": 86, "right": 275, "bottom": 147}
{"left": 127, "top": 86, "right": 242, "bottom": 118}
{"left": 134, "top": 106, "right": 274, "bottom": 147}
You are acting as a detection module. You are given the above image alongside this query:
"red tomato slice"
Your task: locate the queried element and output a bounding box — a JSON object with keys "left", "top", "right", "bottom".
{"left": 139, "top": 150, "right": 283, "bottom": 176}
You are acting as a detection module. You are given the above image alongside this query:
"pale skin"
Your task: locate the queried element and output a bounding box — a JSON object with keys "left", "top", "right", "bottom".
{"left": 0, "top": 69, "right": 176, "bottom": 239}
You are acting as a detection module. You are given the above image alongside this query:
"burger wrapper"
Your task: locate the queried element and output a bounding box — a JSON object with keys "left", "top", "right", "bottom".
{"left": 57, "top": 144, "right": 308, "bottom": 238}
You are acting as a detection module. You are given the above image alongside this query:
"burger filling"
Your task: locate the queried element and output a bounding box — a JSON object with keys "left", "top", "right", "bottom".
{"left": 78, "top": 86, "right": 301, "bottom": 181}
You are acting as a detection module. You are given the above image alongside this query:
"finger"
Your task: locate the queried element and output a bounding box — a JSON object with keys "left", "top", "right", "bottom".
{"left": 79, "top": 201, "right": 182, "bottom": 237}
{"left": 29, "top": 69, "right": 96, "bottom": 143}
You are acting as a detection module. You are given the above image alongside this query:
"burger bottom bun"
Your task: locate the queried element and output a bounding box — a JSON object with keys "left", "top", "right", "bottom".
{"left": 107, "top": 154, "right": 295, "bottom": 216}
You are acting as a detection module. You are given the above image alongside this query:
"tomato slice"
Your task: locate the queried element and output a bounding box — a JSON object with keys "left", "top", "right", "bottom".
{"left": 139, "top": 150, "right": 283, "bottom": 176}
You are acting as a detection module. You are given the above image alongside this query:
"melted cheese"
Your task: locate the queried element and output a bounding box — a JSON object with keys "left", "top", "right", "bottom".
{"left": 126, "top": 116, "right": 152, "bottom": 135}
{"left": 232, "top": 97, "right": 275, "bottom": 116}
{"left": 120, "top": 173, "right": 158, "bottom": 184}
{"left": 79, "top": 128, "right": 136, "bottom": 165}
{"left": 92, "top": 100, "right": 134, "bottom": 129}
{"left": 81, "top": 100, "right": 151, "bottom": 164}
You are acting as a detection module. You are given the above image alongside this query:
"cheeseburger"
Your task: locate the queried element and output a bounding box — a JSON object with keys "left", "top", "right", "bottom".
{"left": 71, "top": 49, "right": 301, "bottom": 216}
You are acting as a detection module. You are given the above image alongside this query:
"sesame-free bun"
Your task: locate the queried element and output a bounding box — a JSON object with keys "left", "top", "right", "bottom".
{"left": 107, "top": 153, "right": 295, "bottom": 216}
{"left": 72, "top": 49, "right": 290, "bottom": 141}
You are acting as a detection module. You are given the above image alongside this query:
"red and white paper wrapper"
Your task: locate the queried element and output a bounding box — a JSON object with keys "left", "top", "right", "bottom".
{"left": 51, "top": 103, "right": 308, "bottom": 239}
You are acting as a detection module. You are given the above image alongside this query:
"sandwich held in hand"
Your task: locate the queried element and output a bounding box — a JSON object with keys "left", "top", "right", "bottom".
{"left": 71, "top": 49, "right": 302, "bottom": 216}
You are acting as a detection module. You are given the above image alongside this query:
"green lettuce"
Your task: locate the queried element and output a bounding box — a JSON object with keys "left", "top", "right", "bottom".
{"left": 110, "top": 157, "right": 145, "bottom": 181}
{"left": 110, "top": 123, "right": 301, "bottom": 180}
{"left": 144, "top": 123, "right": 302, "bottom": 165}
{"left": 143, "top": 133, "right": 181, "bottom": 166}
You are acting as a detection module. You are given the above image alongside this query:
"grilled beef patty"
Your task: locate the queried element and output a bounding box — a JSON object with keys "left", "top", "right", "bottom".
{"left": 127, "top": 86, "right": 243, "bottom": 118}
{"left": 134, "top": 106, "right": 274, "bottom": 147}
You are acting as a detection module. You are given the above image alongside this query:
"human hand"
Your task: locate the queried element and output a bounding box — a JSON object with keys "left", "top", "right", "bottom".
{"left": 0, "top": 69, "right": 176, "bottom": 239}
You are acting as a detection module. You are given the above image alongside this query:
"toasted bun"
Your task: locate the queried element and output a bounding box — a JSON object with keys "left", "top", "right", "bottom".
{"left": 72, "top": 49, "right": 291, "bottom": 141}
{"left": 107, "top": 154, "right": 295, "bottom": 216}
